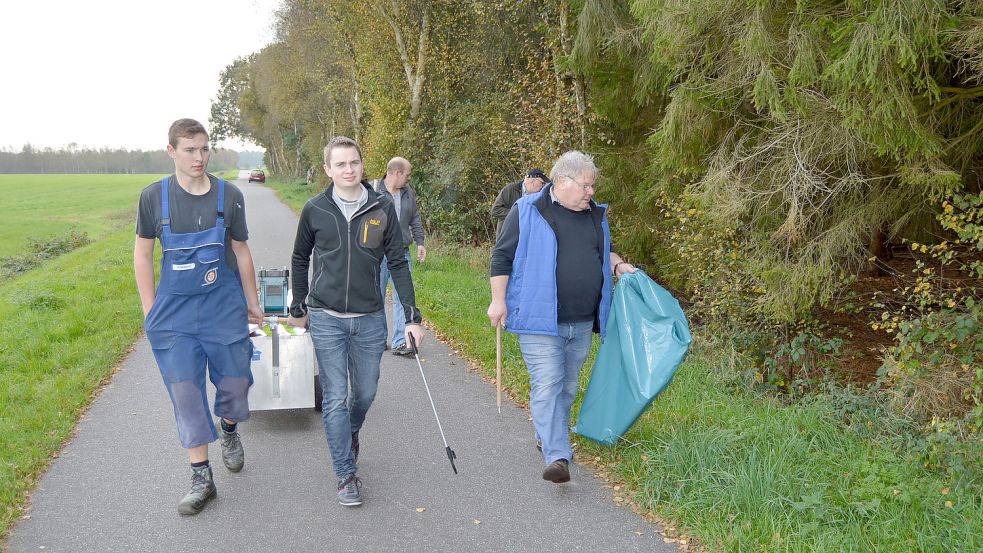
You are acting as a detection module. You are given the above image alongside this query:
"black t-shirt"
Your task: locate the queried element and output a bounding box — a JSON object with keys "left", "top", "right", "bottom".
{"left": 135, "top": 174, "right": 248, "bottom": 271}
{"left": 549, "top": 201, "right": 603, "bottom": 323}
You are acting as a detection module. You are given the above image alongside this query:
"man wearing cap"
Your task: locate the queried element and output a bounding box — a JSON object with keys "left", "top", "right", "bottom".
{"left": 491, "top": 168, "right": 548, "bottom": 238}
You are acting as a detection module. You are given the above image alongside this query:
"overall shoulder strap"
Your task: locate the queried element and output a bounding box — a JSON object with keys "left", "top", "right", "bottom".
{"left": 216, "top": 178, "right": 226, "bottom": 218}
{"left": 161, "top": 177, "right": 171, "bottom": 226}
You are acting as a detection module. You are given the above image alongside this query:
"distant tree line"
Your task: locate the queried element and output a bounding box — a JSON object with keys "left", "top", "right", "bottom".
{"left": 0, "top": 144, "right": 241, "bottom": 174}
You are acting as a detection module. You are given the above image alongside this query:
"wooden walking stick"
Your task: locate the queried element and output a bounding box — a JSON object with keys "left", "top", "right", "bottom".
{"left": 496, "top": 323, "right": 503, "bottom": 413}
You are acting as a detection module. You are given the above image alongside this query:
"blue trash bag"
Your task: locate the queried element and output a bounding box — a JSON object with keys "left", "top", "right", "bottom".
{"left": 572, "top": 270, "right": 692, "bottom": 445}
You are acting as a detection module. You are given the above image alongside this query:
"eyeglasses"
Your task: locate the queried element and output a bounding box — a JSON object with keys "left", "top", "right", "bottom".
{"left": 565, "top": 175, "right": 595, "bottom": 192}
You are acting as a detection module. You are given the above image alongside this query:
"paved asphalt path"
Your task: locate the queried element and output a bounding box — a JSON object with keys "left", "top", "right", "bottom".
{"left": 9, "top": 180, "right": 680, "bottom": 553}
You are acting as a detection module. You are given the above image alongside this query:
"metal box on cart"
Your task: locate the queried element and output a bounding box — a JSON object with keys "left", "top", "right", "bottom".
{"left": 248, "top": 268, "right": 322, "bottom": 411}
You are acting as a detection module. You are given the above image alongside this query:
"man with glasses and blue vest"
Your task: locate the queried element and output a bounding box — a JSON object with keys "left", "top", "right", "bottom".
{"left": 487, "top": 150, "right": 635, "bottom": 484}
{"left": 134, "top": 118, "right": 263, "bottom": 515}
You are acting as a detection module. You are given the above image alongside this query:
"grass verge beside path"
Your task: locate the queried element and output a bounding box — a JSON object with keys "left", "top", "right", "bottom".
{"left": 264, "top": 177, "right": 318, "bottom": 210}
{"left": 267, "top": 178, "right": 982, "bottom": 551}
{"left": 413, "top": 242, "right": 982, "bottom": 553}
{"left": 0, "top": 174, "right": 155, "bottom": 541}
{"left": 0, "top": 230, "right": 145, "bottom": 539}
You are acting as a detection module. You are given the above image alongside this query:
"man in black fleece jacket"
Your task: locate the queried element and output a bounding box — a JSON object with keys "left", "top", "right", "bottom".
{"left": 288, "top": 136, "right": 424, "bottom": 507}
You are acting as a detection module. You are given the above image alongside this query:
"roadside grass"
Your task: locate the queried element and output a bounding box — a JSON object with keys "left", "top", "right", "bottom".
{"left": 0, "top": 175, "right": 156, "bottom": 258}
{"left": 0, "top": 174, "right": 154, "bottom": 541}
{"left": 410, "top": 241, "right": 981, "bottom": 553}
{"left": 254, "top": 179, "right": 983, "bottom": 551}
{"left": 264, "top": 177, "right": 319, "bottom": 211}
{"left": 0, "top": 230, "right": 145, "bottom": 540}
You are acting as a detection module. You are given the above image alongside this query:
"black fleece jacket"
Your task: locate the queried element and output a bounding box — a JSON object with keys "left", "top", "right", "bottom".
{"left": 290, "top": 182, "right": 422, "bottom": 325}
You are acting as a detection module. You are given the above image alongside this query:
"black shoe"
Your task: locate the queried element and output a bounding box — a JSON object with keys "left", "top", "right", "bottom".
{"left": 542, "top": 459, "right": 570, "bottom": 483}
{"left": 177, "top": 465, "right": 216, "bottom": 515}
{"left": 352, "top": 431, "right": 360, "bottom": 464}
{"left": 392, "top": 344, "right": 415, "bottom": 357}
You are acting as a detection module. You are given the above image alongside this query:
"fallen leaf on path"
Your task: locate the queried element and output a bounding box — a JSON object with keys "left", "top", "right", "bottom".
{"left": 415, "top": 507, "right": 426, "bottom": 513}
{"left": 473, "top": 519, "right": 481, "bottom": 524}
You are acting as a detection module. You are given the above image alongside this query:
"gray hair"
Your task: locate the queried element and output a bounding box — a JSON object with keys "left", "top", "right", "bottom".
{"left": 549, "top": 150, "right": 598, "bottom": 183}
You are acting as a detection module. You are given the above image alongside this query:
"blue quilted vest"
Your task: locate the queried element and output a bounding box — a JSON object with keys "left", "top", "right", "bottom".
{"left": 505, "top": 188, "right": 613, "bottom": 338}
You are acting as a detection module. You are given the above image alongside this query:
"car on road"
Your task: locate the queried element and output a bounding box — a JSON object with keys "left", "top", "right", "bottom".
{"left": 248, "top": 169, "right": 266, "bottom": 183}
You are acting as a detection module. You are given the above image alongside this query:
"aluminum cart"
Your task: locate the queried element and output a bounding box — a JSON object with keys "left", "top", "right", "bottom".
{"left": 248, "top": 268, "right": 322, "bottom": 411}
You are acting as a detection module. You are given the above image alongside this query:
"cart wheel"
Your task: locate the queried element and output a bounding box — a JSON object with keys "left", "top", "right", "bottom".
{"left": 314, "top": 374, "right": 323, "bottom": 412}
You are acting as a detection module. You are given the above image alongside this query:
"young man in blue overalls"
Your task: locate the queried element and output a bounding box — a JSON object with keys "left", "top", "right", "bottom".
{"left": 134, "top": 118, "right": 263, "bottom": 515}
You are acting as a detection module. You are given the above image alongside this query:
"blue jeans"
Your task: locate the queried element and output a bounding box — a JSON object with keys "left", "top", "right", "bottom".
{"left": 517, "top": 321, "right": 594, "bottom": 464}
{"left": 380, "top": 248, "right": 412, "bottom": 348}
{"left": 308, "top": 309, "right": 387, "bottom": 480}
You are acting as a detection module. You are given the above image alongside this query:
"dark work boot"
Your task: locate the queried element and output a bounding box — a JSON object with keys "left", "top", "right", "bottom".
{"left": 220, "top": 424, "right": 244, "bottom": 472}
{"left": 177, "top": 464, "right": 216, "bottom": 515}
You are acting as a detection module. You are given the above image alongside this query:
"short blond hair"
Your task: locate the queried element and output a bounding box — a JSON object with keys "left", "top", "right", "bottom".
{"left": 323, "top": 136, "right": 363, "bottom": 165}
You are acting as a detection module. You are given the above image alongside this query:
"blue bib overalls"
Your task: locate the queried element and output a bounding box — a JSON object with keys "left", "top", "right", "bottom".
{"left": 144, "top": 177, "right": 253, "bottom": 449}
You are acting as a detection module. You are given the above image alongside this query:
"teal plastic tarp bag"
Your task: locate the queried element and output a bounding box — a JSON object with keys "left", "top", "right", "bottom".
{"left": 572, "top": 270, "right": 692, "bottom": 445}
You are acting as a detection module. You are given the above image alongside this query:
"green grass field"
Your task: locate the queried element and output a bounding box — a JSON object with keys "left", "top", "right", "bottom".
{"left": 0, "top": 174, "right": 160, "bottom": 540}
{"left": 0, "top": 175, "right": 160, "bottom": 258}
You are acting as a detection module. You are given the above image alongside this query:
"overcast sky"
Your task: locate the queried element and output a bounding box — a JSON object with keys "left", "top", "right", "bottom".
{"left": 0, "top": 0, "right": 281, "bottom": 152}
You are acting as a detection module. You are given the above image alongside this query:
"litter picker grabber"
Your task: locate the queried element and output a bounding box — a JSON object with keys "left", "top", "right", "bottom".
{"left": 496, "top": 324, "right": 503, "bottom": 413}
{"left": 408, "top": 334, "right": 458, "bottom": 474}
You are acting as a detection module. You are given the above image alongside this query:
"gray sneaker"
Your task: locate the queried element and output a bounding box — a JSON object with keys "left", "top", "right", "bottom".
{"left": 220, "top": 425, "right": 244, "bottom": 472}
{"left": 392, "top": 344, "right": 415, "bottom": 357}
{"left": 337, "top": 475, "right": 363, "bottom": 506}
{"left": 177, "top": 464, "right": 216, "bottom": 515}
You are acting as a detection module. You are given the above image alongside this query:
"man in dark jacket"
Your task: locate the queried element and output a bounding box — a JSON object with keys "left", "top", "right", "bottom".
{"left": 288, "top": 136, "right": 425, "bottom": 507}
{"left": 372, "top": 157, "right": 426, "bottom": 356}
{"left": 491, "top": 168, "right": 548, "bottom": 238}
